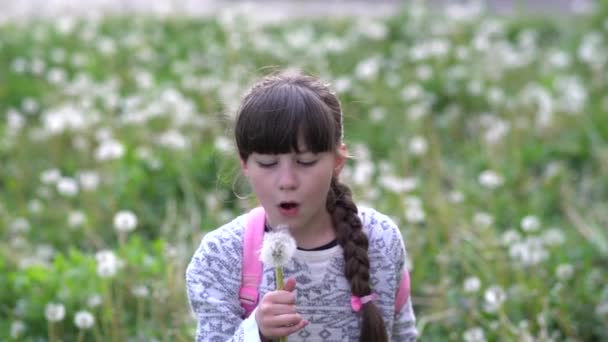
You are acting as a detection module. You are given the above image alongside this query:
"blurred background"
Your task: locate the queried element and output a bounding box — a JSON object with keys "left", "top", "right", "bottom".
{"left": 1, "top": 0, "right": 607, "bottom": 341}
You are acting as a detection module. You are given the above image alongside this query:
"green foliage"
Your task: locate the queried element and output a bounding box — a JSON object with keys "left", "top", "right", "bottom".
{"left": 1, "top": 3, "right": 607, "bottom": 340}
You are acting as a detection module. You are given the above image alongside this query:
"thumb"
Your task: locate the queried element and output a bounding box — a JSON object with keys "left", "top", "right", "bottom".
{"left": 283, "top": 277, "right": 296, "bottom": 292}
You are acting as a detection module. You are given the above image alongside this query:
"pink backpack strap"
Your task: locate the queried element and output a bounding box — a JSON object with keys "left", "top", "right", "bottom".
{"left": 239, "top": 207, "right": 266, "bottom": 318}
{"left": 394, "top": 268, "right": 411, "bottom": 313}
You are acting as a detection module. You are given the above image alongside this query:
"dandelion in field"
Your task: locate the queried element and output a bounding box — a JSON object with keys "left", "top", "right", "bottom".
{"left": 463, "top": 327, "right": 486, "bottom": 342}
{"left": 596, "top": 301, "right": 608, "bottom": 316}
{"left": 409, "top": 136, "right": 428, "bottom": 156}
{"left": 87, "top": 294, "right": 102, "bottom": 308}
{"left": 404, "top": 196, "right": 425, "bottom": 224}
{"left": 448, "top": 190, "right": 465, "bottom": 204}
{"left": 56, "top": 177, "right": 79, "bottom": 197}
{"left": 95, "top": 250, "right": 124, "bottom": 278}
{"left": 521, "top": 215, "right": 540, "bottom": 232}
{"left": 132, "top": 285, "right": 150, "bottom": 298}
{"left": 379, "top": 175, "right": 418, "bottom": 193}
{"left": 355, "top": 56, "right": 381, "bottom": 81}
{"left": 464, "top": 276, "right": 481, "bottom": 293}
{"left": 473, "top": 212, "right": 494, "bottom": 229}
{"left": 40, "top": 168, "right": 61, "bottom": 185}
{"left": 509, "top": 237, "right": 548, "bottom": 266}
{"left": 78, "top": 170, "right": 100, "bottom": 191}
{"left": 556, "top": 264, "right": 574, "bottom": 281}
{"left": 95, "top": 138, "right": 125, "bottom": 161}
{"left": 478, "top": 170, "right": 504, "bottom": 189}
{"left": 542, "top": 228, "right": 565, "bottom": 246}
{"left": 483, "top": 285, "right": 506, "bottom": 313}
{"left": 45, "top": 302, "right": 66, "bottom": 322}
{"left": 74, "top": 310, "right": 95, "bottom": 329}
{"left": 158, "top": 129, "right": 189, "bottom": 150}
{"left": 501, "top": 229, "right": 521, "bottom": 246}
{"left": 10, "top": 217, "right": 30, "bottom": 234}
{"left": 113, "top": 210, "right": 138, "bottom": 233}
{"left": 10, "top": 320, "right": 26, "bottom": 339}
{"left": 68, "top": 211, "right": 86, "bottom": 229}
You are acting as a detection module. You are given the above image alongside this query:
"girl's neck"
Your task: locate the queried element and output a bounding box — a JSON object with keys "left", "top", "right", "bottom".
{"left": 290, "top": 212, "right": 336, "bottom": 250}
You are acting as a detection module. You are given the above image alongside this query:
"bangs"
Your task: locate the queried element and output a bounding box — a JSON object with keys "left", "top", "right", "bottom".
{"left": 235, "top": 82, "right": 339, "bottom": 160}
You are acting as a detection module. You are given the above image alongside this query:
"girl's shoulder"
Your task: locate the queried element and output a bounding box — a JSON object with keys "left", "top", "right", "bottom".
{"left": 357, "top": 205, "right": 407, "bottom": 255}
{"left": 196, "top": 212, "right": 248, "bottom": 255}
{"left": 357, "top": 205, "right": 401, "bottom": 235}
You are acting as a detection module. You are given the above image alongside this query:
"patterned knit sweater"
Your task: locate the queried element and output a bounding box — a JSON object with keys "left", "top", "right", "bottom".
{"left": 186, "top": 206, "right": 418, "bottom": 341}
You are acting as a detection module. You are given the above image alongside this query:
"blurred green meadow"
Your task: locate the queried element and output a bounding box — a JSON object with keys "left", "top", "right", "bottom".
{"left": 1, "top": 2, "right": 608, "bottom": 341}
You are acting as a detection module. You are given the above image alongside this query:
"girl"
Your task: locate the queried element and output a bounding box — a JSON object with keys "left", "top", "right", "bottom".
{"left": 186, "top": 71, "right": 417, "bottom": 341}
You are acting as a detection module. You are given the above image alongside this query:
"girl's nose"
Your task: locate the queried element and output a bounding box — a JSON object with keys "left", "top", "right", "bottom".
{"left": 277, "top": 164, "right": 298, "bottom": 190}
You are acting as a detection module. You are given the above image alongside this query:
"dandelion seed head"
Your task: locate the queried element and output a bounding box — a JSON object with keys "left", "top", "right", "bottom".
{"left": 463, "top": 327, "right": 486, "bottom": 342}
{"left": 260, "top": 226, "right": 296, "bottom": 267}
{"left": 556, "top": 264, "right": 574, "bottom": 281}
{"left": 113, "top": 210, "right": 138, "bottom": 233}
{"left": 45, "top": 302, "right": 66, "bottom": 322}
{"left": 74, "top": 310, "right": 95, "bottom": 329}
{"left": 10, "top": 320, "right": 26, "bottom": 339}
{"left": 464, "top": 276, "right": 481, "bottom": 293}
{"left": 521, "top": 215, "right": 541, "bottom": 232}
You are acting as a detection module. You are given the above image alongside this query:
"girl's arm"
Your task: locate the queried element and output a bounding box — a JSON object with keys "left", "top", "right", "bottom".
{"left": 392, "top": 270, "right": 418, "bottom": 341}
{"left": 186, "top": 229, "right": 262, "bottom": 342}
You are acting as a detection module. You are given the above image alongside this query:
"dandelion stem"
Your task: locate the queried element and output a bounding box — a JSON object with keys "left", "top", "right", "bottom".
{"left": 275, "top": 266, "right": 284, "bottom": 291}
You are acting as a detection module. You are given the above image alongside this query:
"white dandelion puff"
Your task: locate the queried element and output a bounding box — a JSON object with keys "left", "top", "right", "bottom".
{"left": 74, "top": 310, "right": 95, "bottom": 329}
{"left": 45, "top": 303, "right": 66, "bottom": 322}
{"left": 260, "top": 225, "right": 297, "bottom": 268}
{"left": 113, "top": 210, "right": 138, "bottom": 233}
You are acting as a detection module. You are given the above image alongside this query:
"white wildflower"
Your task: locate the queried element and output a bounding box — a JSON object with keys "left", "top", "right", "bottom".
{"left": 478, "top": 170, "right": 504, "bottom": 189}
{"left": 10, "top": 217, "right": 30, "bottom": 233}
{"left": 484, "top": 285, "right": 506, "bottom": 313}
{"left": 521, "top": 215, "right": 540, "bottom": 232}
{"left": 473, "top": 212, "right": 494, "bottom": 229}
{"left": 68, "top": 211, "right": 87, "bottom": 228}
{"left": 260, "top": 225, "right": 297, "bottom": 267}
{"left": 10, "top": 320, "right": 26, "bottom": 339}
{"left": 56, "top": 177, "right": 79, "bottom": 197}
{"left": 409, "top": 136, "right": 428, "bottom": 156}
{"left": 464, "top": 276, "right": 481, "bottom": 293}
{"left": 501, "top": 229, "right": 521, "bottom": 246}
{"left": 40, "top": 168, "right": 62, "bottom": 185}
{"left": 95, "top": 139, "right": 125, "bottom": 161}
{"left": 87, "top": 294, "right": 102, "bottom": 308}
{"left": 596, "top": 301, "right": 608, "bottom": 316}
{"left": 448, "top": 191, "right": 465, "bottom": 204}
{"left": 78, "top": 171, "right": 100, "bottom": 191}
{"left": 95, "top": 250, "right": 124, "bottom": 278}
{"left": 131, "top": 285, "right": 150, "bottom": 298}
{"left": 556, "top": 264, "right": 574, "bottom": 281}
{"left": 355, "top": 56, "right": 381, "bottom": 81}
{"left": 463, "top": 327, "right": 486, "bottom": 342}
{"left": 113, "top": 210, "right": 138, "bottom": 233}
{"left": 45, "top": 302, "right": 66, "bottom": 322}
{"left": 542, "top": 228, "right": 565, "bottom": 246}
{"left": 74, "top": 310, "right": 95, "bottom": 329}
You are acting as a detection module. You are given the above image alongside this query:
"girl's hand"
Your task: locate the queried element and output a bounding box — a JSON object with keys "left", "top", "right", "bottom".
{"left": 255, "top": 277, "right": 309, "bottom": 339}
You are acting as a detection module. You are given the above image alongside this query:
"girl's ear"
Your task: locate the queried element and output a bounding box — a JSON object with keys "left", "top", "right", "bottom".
{"left": 240, "top": 159, "right": 249, "bottom": 176}
{"left": 334, "top": 144, "right": 348, "bottom": 176}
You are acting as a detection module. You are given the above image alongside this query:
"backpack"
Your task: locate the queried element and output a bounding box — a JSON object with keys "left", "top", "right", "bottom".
{"left": 239, "top": 207, "right": 411, "bottom": 318}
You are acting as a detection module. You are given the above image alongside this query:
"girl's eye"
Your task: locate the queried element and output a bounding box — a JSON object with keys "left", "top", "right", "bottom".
{"left": 297, "top": 160, "right": 317, "bottom": 166}
{"left": 256, "top": 161, "right": 277, "bottom": 168}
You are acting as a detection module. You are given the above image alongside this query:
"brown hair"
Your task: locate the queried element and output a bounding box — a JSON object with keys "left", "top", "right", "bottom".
{"left": 234, "top": 71, "right": 388, "bottom": 342}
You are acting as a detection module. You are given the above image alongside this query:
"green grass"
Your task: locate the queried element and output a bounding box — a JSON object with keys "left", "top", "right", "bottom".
{"left": 1, "top": 2, "right": 607, "bottom": 341}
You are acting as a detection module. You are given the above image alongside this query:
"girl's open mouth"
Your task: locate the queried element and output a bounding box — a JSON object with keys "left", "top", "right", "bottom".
{"left": 278, "top": 202, "right": 299, "bottom": 217}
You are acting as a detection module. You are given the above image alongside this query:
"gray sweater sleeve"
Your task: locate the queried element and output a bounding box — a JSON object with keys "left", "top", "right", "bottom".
{"left": 390, "top": 227, "right": 418, "bottom": 341}
{"left": 185, "top": 221, "right": 260, "bottom": 342}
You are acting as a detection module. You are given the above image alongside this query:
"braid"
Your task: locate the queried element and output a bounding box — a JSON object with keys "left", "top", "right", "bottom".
{"left": 327, "top": 178, "right": 388, "bottom": 342}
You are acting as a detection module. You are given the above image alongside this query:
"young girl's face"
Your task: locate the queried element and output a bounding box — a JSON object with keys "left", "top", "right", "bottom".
{"left": 241, "top": 141, "right": 346, "bottom": 233}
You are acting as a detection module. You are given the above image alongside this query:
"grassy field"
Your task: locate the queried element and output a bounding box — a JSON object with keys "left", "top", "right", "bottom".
{"left": 1, "top": 2, "right": 607, "bottom": 341}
